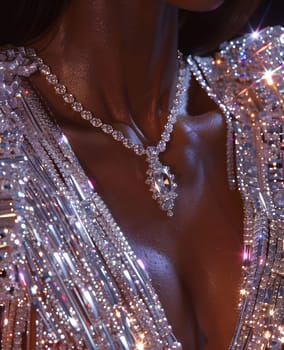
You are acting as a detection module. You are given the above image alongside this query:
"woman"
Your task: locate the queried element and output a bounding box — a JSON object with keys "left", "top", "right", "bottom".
{"left": 0, "top": 0, "right": 282, "bottom": 349}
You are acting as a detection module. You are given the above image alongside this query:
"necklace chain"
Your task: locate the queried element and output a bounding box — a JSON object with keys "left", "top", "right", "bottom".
{"left": 34, "top": 52, "right": 190, "bottom": 216}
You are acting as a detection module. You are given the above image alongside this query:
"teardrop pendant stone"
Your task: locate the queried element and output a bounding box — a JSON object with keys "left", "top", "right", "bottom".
{"left": 145, "top": 148, "right": 177, "bottom": 216}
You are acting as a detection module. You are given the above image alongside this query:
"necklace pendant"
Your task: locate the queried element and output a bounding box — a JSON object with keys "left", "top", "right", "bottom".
{"left": 145, "top": 147, "right": 178, "bottom": 217}
{"left": 36, "top": 51, "right": 189, "bottom": 218}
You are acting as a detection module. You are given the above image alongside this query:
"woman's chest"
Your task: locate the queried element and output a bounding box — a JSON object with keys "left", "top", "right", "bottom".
{"left": 60, "top": 112, "right": 243, "bottom": 349}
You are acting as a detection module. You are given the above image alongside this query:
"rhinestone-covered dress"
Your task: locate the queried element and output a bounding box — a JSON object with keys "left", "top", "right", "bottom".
{"left": 0, "top": 26, "right": 283, "bottom": 349}
{"left": 0, "top": 51, "right": 182, "bottom": 349}
{"left": 189, "top": 26, "right": 284, "bottom": 349}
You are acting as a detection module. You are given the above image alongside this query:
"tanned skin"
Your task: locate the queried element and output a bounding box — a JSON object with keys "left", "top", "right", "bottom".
{"left": 30, "top": 0, "right": 243, "bottom": 348}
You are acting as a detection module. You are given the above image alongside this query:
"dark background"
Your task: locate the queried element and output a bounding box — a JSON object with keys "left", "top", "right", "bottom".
{"left": 249, "top": 0, "right": 284, "bottom": 28}
{"left": 179, "top": 0, "right": 284, "bottom": 55}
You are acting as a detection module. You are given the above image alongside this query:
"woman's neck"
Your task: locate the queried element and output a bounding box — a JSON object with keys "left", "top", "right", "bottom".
{"left": 31, "top": 0, "right": 180, "bottom": 142}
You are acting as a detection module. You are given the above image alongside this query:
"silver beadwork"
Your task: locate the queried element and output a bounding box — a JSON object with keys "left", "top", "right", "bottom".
{"left": 189, "top": 25, "right": 284, "bottom": 349}
{"left": 0, "top": 47, "right": 183, "bottom": 348}
{"left": 35, "top": 51, "right": 190, "bottom": 216}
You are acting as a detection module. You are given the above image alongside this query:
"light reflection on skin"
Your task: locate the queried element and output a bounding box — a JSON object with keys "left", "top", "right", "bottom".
{"left": 135, "top": 154, "right": 205, "bottom": 284}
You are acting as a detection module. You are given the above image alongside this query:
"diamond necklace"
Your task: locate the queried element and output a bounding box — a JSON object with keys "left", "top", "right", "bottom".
{"left": 34, "top": 51, "right": 190, "bottom": 216}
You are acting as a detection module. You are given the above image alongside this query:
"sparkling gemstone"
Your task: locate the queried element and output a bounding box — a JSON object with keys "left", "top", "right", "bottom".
{"left": 161, "top": 131, "right": 170, "bottom": 142}
{"left": 71, "top": 102, "right": 83, "bottom": 112}
{"left": 161, "top": 199, "right": 173, "bottom": 211}
{"left": 157, "top": 140, "right": 166, "bottom": 152}
{"left": 81, "top": 110, "right": 92, "bottom": 120}
{"left": 176, "top": 83, "right": 183, "bottom": 92}
{"left": 122, "top": 139, "right": 134, "bottom": 149}
{"left": 112, "top": 130, "right": 124, "bottom": 141}
{"left": 165, "top": 123, "right": 173, "bottom": 132}
{"left": 168, "top": 115, "right": 176, "bottom": 123}
{"left": 133, "top": 145, "right": 145, "bottom": 155}
{"left": 146, "top": 146, "right": 158, "bottom": 158}
{"left": 91, "top": 118, "right": 103, "bottom": 127}
{"left": 153, "top": 167, "right": 172, "bottom": 195}
{"left": 54, "top": 84, "right": 66, "bottom": 95}
{"left": 243, "top": 244, "right": 252, "bottom": 264}
{"left": 63, "top": 93, "right": 75, "bottom": 104}
{"left": 46, "top": 74, "right": 58, "bottom": 85}
{"left": 35, "top": 57, "right": 43, "bottom": 65}
{"left": 39, "top": 64, "right": 50, "bottom": 75}
{"left": 102, "top": 124, "right": 113, "bottom": 134}
{"left": 173, "top": 98, "right": 179, "bottom": 106}
{"left": 273, "top": 189, "right": 284, "bottom": 208}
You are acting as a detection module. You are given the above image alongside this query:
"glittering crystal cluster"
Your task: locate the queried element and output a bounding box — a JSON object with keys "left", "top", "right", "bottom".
{"left": 35, "top": 51, "right": 190, "bottom": 217}
{"left": 0, "top": 49, "right": 182, "bottom": 349}
{"left": 145, "top": 147, "right": 178, "bottom": 217}
{"left": 189, "top": 26, "right": 284, "bottom": 349}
